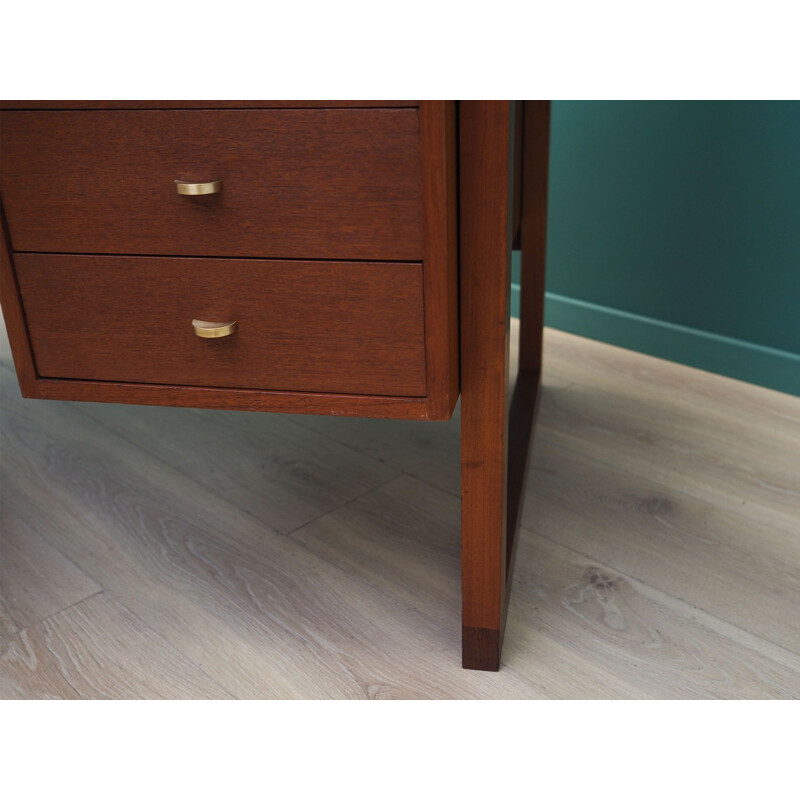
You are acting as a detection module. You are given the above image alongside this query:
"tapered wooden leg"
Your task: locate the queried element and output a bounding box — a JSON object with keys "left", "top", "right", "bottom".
{"left": 459, "top": 101, "right": 550, "bottom": 671}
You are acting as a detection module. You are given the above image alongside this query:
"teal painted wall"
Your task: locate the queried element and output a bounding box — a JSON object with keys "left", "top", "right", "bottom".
{"left": 512, "top": 100, "right": 800, "bottom": 396}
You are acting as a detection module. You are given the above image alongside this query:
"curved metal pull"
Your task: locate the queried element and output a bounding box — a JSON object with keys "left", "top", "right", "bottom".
{"left": 175, "top": 180, "right": 222, "bottom": 196}
{"left": 192, "top": 319, "right": 238, "bottom": 338}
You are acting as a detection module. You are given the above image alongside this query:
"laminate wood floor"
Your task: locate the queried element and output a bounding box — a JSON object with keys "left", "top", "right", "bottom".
{"left": 1, "top": 319, "right": 798, "bottom": 699}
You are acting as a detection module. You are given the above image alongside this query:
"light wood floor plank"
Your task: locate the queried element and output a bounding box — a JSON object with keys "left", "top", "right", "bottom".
{"left": 292, "top": 474, "right": 800, "bottom": 698}
{"left": 523, "top": 438, "right": 800, "bottom": 653}
{"left": 530, "top": 322, "right": 800, "bottom": 539}
{"left": 1, "top": 373, "right": 578, "bottom": 698}
{"left": 0, "top": 323, "right": 11, "bottom": 365}
{"left": 289, "top": 474, "right": 648, "bottom": 697}
{"left": 543, "top": 326, "right": 800, "bottom": 439}
{"left": 536, "top": 380, "right": 800, "bottom": 537}
{"left": 0, "top": 593, "right": 233, "bottom": 699}
{"left": 2, "top": 316, "right": 798, "bottom": 698}
{"left": 510, "top": 533, "right": 800, "bottom": 699}
{"left": 0, "top": 510, "right": 101, "bottom": 636}
{"left": 288, "top": 408, "right": 463, "bottom": 497}
{"left": 76, "top": 400, "right": 399, "bottom": 534}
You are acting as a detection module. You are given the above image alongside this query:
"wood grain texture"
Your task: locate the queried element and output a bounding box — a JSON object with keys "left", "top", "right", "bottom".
{"left": 508, "top": 531, "right": 800, "bottom": 699}
{"left": 0, "top": 370, "right": 546, "bottom": 697}
{"left": 16, "top": 254, "right": 426, "bottom": 396}
{"left": 287, "top": 475, "right": 644, "bottom": 696}
{"left": 0, "top": 511, "right": 100, "bottom": 635}
{"left": 419, "top": 101, "right": 459, "bottom": 420}
{"left": 31, "top": 377, "right": 433, "bottom": 419}
{"left": 504, "top": 100, "right": 550, "bottom": 587}
{"left": 73, "top": 401, "right": 399, "bottom": 535}
{"left": 544, "top": 325, "right": 800, "bottom": 436}
{"left": 458, "top": 101, "right": 515, "bottom": 669}
{"left": 0, "top": 593, "right": 233, "bottom": 699}
{"left": 519, "top": 100, "right": 550, "bottom": 372}
{"left": 0, "top": 202, "right": 38, "bottom": 396}
{"left": 537, "top": 358, "right": 800, "bottom": 537}
{"left": 8, "top": 310, "right": 416, "bottom": 424}
{"left": 292, "top": 405, "right": 465, "bottom": 496}
{"left": 524, "top": 437, "right": 800, "bottom": 654}
{"left": 288, "top": 327, "right": 571, "bottom": 497}
{"left": 0, "top": 109, "right": 423, "bottom": 260}
{"left": 0, "top": 103, "right": 464, "bottom": 419}
{"left": 3, "top": 314, "right": 799, "bottom": 697}
{"left": 505, "top": 370, "right": 541, "bottom": 573}
{"left": 291, "top": 474, "right": 800, "bottom": 698}
{"left": 0, "top": 101, "right": 418, "bottom": 110}
{"left": 511, "top": 101, "right": 523, "bottom": 250}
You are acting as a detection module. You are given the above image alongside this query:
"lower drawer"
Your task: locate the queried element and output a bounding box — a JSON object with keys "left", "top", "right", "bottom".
{"left": 15, "top": 254, "right": 427, "bottom": 397}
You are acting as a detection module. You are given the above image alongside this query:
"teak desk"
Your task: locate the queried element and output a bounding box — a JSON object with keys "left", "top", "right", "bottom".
{"left": 0, "top": 100, "right": 550, "bottom": 670}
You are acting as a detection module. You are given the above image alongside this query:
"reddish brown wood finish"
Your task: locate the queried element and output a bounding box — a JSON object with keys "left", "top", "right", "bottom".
{"left": 503, "top": 101, "right": 551, "bottom": 591}
{"left": 459, "top": 101, "right": 515, "bottom": 671}
{"left": 0, "top": 101, "right": 417, "bottom": 110}
{"left": 16, "top": 254, "right": 427, "bottom": 397}
{"left": 33, "top": 378, "right": 431, "bottom": 419}
{"left": 459, "top": 101, "right": 549, "bottom": 671}
{"left": 0, "top": 100, "right": 550, "bottom": 670}
{"left": 511, "top": 102, "right": 524, "bottom": 250}
{"left": 0, "top": 101, "right": 460, "bottom": 420}
{"left": 519, "top": 101, "right": 551, "bottom": 372}
{"left": 0, "top": 109, "right": 423, "bottom": 261}
{"left": 419, "top": 101, "right": 459, "bottom": 420}
{"left": 505, "top": 370, "right": 542, "bottom": 581}
{"left": 0, "top": 202, "right": 39, "bottom": 397}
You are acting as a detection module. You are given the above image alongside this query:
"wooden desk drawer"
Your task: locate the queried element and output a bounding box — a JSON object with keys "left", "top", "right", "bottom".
{"left": 0, "top": 109, "right": 423, "bottom": 261}
{"left": 15, "top": 254, "right": 427, "bottom": 396}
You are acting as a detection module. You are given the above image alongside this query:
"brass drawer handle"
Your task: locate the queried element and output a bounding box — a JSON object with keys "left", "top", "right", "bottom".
{"left": 192, "top": 319, "right": 238, "bottom": 338}
{"left": 175, "top": 180, "right": 222, "bottom": 196}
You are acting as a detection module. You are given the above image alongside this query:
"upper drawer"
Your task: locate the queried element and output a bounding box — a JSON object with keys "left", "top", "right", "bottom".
{"left": 0, "top": 109, "right": 423, "bottom": 260}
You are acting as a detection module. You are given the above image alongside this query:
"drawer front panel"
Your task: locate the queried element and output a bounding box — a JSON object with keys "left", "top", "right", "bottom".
{"left": 15, "top": 254, "right": 427, "bottom": 396}
{"left": 0, "top": 110, "right": 423, "bottom": 260}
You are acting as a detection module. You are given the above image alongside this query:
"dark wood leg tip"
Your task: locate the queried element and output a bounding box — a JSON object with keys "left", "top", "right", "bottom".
{"left": 462, "top": 626, "right": 502, "bottom": 671}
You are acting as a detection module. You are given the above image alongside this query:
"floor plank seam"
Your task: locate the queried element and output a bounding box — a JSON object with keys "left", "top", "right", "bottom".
{"left": 4, "top": 322, "right": 800, "bottom": 697}
{"left": 2, "top": 505, "right": 104, "bottom": 595}
{"left": 69, "top": 399, "right": 237, "bottom": 489}
{"left": 5, "top": 589, "right": 106, "bottom": 640}
{"left": 287, "top": 413, "right": 410, "bottom": 468}
{"left": 517, "top": 523, "right": 800, "bottom": 669}
{"left": 2, "top": 489, "right": 115, "bottom": 595}
{"left": 71, "top": 397, "right": 403, "bottom": 538}
{"left": 276, "top": 482, "right": 566, "bottom": 691}
{"left": 282, "top": 473, "right": 407, "bottom": 540}
{"left": 287, "top": 481, "right": 400, "bottom": 537}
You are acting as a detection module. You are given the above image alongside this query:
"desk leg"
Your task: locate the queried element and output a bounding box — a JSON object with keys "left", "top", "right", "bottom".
{"left": 460, "top": 100, "right": 549, "bottom": 671}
